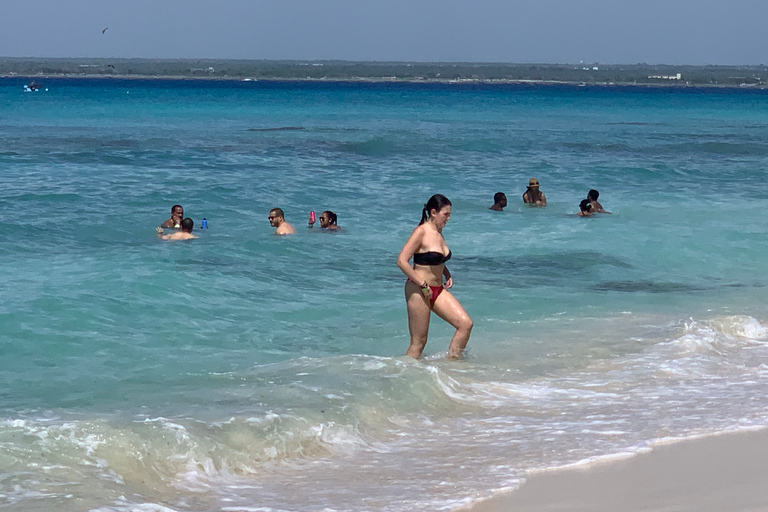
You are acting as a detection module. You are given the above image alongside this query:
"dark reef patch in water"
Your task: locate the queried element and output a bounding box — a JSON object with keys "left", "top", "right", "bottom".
{"left": 247, "top": 127, "right": 305, "bottom": 132}
{"left": 457, "top": 252, "right": 634, "bottom": 288}
{"left": 592, "top": 281, "right": 707, "bottom": 293}
{"left": 338, "top": 137, "right": 399, "bottom": 157}
{"left": 664, "top": 141, "right": 768, "bottom": 156}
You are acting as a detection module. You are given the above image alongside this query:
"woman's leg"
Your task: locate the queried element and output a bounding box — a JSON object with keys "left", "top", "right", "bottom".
{"left": 432, "top": 290, "right": 473, "bottom": 359}
{"left": 404, "top": 280, "right": 431, "bottom": 359}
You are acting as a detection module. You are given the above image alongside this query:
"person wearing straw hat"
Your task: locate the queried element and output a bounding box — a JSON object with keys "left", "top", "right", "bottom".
{"left": 523, "top": 178, "right": 547, "bottom": 206}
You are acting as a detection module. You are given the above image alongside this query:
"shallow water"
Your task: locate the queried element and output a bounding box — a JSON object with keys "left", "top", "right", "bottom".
{"left": 1, "top": 78, "right": 768, "bottom": 511}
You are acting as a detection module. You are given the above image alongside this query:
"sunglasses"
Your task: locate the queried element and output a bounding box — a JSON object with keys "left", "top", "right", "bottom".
{"left": 267, "top": 216, "right": 276, "bottom": 220}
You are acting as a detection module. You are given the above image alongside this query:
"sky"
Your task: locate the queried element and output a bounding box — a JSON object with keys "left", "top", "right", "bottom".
{"left": 2, "top": 0, "right": 766, "bottom": 65}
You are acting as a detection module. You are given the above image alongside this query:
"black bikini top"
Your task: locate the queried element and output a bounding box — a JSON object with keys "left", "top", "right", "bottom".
{"left": 413, "top": 250, "right": 452, "bottom": 266}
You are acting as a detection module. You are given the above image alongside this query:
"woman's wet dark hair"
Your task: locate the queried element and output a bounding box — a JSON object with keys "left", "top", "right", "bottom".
{"left": 420, "top": 194, "right": 452, "bottom": 225}
{"left": 579, "top": 199, "right": 592, "bottom": 212}
{"left": 321, "top": 210, "right": 337, "bottom": 225}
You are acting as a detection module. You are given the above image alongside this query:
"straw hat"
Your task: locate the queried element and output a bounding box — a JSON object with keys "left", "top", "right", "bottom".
{"left": 528, "top": 178, "right": 540, "bottom": 188}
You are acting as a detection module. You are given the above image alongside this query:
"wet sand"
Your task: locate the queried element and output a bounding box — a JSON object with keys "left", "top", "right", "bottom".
{"left": 464, "top": 428, "right": 768, "bottom": 512}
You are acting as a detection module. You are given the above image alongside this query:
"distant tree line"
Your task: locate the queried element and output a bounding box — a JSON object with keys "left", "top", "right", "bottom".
{"left": 1, "top": 58, "right": 766, "bottom": 87}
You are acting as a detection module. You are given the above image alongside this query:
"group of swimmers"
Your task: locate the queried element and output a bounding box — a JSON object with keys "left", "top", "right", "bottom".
{"left": 156, "top": 205, "right": 342, "bottom": 239}
{"left": 489, "top": 178, "right": 610, "bottom": 216}
{"left": 266, "top": 208, "right": 340, "bottom": 235}
{"left": 156, "top": 204, "right": 198, "bottom": 240}
{"left": 156, "top": 180, "right": 608, "bottom": 360}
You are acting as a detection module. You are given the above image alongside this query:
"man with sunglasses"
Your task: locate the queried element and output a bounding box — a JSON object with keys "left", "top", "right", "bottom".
{"left": 268, "top": 208, "right": 297, "bottom": 235}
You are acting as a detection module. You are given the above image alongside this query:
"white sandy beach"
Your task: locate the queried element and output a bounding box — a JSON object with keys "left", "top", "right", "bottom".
{"left": 464, "top": 428, "right": 768, "bottom": 512}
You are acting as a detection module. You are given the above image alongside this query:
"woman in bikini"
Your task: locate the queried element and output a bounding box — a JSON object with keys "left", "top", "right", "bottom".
{"left": 397, "top": 194, "right": 473, "bottom": 360}
{"left": 522, "top": 177, "right": 547, "bottom": 206}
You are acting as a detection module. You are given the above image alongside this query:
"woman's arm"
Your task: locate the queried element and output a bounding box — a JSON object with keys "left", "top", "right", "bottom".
{"left": 397, "top": 226, "right": 427, "bottom": 286}
{"left": 442, "top": 265, "right": 453, "bottom": 289}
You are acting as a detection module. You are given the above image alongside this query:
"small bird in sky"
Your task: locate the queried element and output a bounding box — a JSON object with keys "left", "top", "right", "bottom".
{"left": 102, "top": 27, "right": 108, "bottom": 34}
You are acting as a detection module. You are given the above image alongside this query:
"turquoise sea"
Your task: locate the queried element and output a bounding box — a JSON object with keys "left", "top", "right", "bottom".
{"left": 1, "top": 78, "right": 768, "bottom": 511}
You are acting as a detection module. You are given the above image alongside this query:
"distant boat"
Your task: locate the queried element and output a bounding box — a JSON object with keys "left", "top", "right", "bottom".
{"left": 23, "top": 81, "right": 45, "bottom": 92}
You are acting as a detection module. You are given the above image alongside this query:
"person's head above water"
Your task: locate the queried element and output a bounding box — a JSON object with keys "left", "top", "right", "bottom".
{"left": 170, "top": 205, "right": 184, "bottom": 225}
{"left": 420, "top": 194, "right": 452, "bottom": 225}
{"left": 490, "top": 192, "right": 507, "bottom": 211}
{"left": 180, "top": 217, "right": 194, "bottom": 233}
{"left": 523, "top": 178, "right": 547, "bottom": 206}
{"left": 268, "top": 208, "right": 285, "bottom": 227}
{"left": 268, "top": 208, "right": 296, "bottom": 235}
{"left": 160, "top": 204, "right": 185, "bottom": 228}
{"left": 319, "top": 210, "right": 338, "bottom": 229}
{"left": 579, "top": 199, "right": 592, "bottom": 212}
{"left": 156, "top": 217, "right": 197, "bottom": 240}
{"left": 586, "top": 189, "right": 608, "bottom": 213}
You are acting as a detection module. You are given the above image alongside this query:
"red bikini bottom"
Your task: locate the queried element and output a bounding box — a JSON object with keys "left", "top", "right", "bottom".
{"left": 408, "top": 280, "right": 444, "bottom": 306}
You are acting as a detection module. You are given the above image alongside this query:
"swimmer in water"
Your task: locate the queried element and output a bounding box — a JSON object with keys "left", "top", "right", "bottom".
{"left": 160, "top": 205, "right": 184, "bottom": 229}
{"left": 319, "top": 211, "right": 340, "bottom": 230}
{"left": 268, "top": 208, "right": 297, "bottom": 235}
{"left": 587, "top": 189, "right": 610, "bottom": 213}
{"left": 156, "top": 217, "right": 198, "bottom": 240}
{"left": 523, "top": 178, "right": 547, "bottom": 206}
{"left": 397, "top": 194, "right": 473, "bottom": 360}
{"left": 577, "top": 199, "right": 593, "bottom": 217}
{"left": 489, "top": 192, "right": 507, "bottom": 211}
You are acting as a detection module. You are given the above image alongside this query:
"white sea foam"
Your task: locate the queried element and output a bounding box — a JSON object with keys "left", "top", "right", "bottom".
{"left": 3, "top": 319, "right": 768, "bottom": 512}
{"left": 91, "top": 501, "right": 181, "bottom": 512}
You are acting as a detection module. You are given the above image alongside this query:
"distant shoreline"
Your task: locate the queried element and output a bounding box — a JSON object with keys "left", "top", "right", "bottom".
{"left": 3, "top": 73, "right": 767, "bottom": 91}
{"left": 2, "top": 58, "right": 767, "bottom": 89}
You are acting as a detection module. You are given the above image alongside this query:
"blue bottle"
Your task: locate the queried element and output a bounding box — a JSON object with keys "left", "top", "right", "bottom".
{"left": 201, "top": 218, "right": 207, "bottom": 229}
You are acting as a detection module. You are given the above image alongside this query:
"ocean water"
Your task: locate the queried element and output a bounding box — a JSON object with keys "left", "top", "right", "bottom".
{"left": 1, "top": 77, "right": 768, "bottom": 511}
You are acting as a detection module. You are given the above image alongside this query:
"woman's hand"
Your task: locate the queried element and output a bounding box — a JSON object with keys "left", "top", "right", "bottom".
{"left": 443, "top": 266, "right": 453, "bottom": 289}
